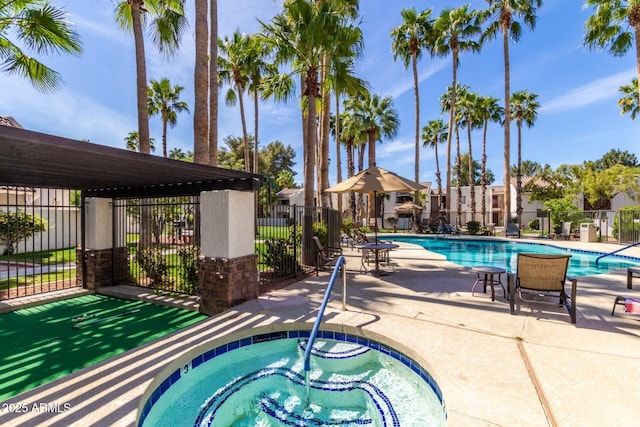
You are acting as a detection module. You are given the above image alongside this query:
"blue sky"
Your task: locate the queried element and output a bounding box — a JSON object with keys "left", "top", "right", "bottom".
{"left": 1, "top": 0, "right": 637, "bottom": 188}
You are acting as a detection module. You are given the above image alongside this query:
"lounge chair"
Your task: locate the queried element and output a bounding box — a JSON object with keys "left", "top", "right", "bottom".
{"left": 437, "top": 223, "right": 462, "bottom": 236}
{"left": 559, "top": 222, "right": 572, "bottom": 240}
{"left": 508, "top": 253, "right": 578, "bottom": 323}
{"left": 505, "top": 223, "right": 520, "bottom": 238}
{"left": 611, "top": 296, "right": 640, "bottom": 315}
{"left": 312, "top": 236, "right": 342, "bottom": 276}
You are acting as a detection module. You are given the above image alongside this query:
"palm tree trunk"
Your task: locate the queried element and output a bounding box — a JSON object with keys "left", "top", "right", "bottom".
{"left": 131, "top": 2, "right": 150, "bottom": 155}
{"left": 335, "top": 96, "right": 343, "bottom": 214}
{"left": 302, "top": 69, "right": 318, "bottom": 265}
{"left": 446, "top": 49, "right": 459, "bottom": 222}
{"left": 209, "top": 0, "right": 218, "bottom": 166}
{"left": 502, "top": 26, "right": 512, "bottom": 226}
{"left": 193, "top": 0, "right": 209, "bottom": 165}
{"left": 435, "top": 139, "right": 443, "bottom": 212}
{"left": 253, "top": 88, "right": 259, "bottom": 173}
{"left": 162, "top": 118, "right": 168, "bottom": 158}
{"left": 481, "top": 121, "right": 488, "bottom": 226}
{"left": 412, "top": 52, "right": 420, "bottom": 233}
{"left": 467, "top": 119, "right": 475, "bottom": 222}
{"left": 367, "top": 131, "right": 376, "bottom": 220}
{"left": 455, "top": 123, "right": 462, "bottom": 226}
{"left": 236, "top": 86, "right": 250, "bottom": 173}
{"left": 357, "top": 143, "right": 365, "bottom": 221}
{"left": 320, "top": 61, "right": 331, "bottom": 207}
{"left": 516, "top": 120, "right": 523, "bottom": 223}
{"left": 131, "top": 1, "right": 153, "bottom": 249}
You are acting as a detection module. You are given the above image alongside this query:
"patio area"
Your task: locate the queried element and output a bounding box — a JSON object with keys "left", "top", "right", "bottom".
{"left": 0, "top": 236, "right": 638, "bottom": 426}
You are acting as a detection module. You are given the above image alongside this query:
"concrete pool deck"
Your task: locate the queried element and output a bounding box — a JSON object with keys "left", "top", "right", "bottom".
{"left": 0, "top": 235, "right": 639, "bottom": 426}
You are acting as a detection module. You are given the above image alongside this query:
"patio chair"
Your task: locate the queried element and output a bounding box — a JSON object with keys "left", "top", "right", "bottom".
{"left": 353, "top": 229, "right": 390, "bottom": 265}
{"left": 437, "top": 223, "right": 462, "bottom": 236}
{"left": 505, "top": 223, "right": 520, "bottom": 238}
{"left": 508, "top": 253, "right": 578, "bottom": 324}
{"left": 611, "top": 296, "right": 640, "bottom": 315}
{"left": 312, "top": 236, "right": 343, "bottom": 276}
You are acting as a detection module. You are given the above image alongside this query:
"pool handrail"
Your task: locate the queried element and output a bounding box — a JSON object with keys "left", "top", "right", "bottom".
{"left": 595, "top": 241, "right": 640, "bottom": 265}
{"left": 303, "top": 255, "right": 346, "bottom": 373}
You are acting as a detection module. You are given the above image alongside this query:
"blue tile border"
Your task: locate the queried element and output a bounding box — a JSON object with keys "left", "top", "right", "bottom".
{"left": 137, "top": 329, "right": 447, "bottom": 427}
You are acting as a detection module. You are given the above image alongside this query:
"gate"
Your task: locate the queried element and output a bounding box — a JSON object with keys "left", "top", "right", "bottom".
{"left": 0, "top": 187, "right": 81, "bottom": 300}
{"left": 112, "top": 196, "right": 201, "bottom": 295}
{"left": 256, "top": 205, "right": 341, "bottom": 288}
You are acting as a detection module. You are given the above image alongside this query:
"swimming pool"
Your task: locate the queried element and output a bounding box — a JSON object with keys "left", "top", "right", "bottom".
{"left": 138, "top": 329, "right": 447, "bottom": 426}
{"left": 388, "top": 236, "right": 640, "bottom": 276}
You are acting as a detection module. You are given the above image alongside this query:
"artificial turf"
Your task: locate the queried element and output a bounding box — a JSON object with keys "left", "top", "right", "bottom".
{"left": 0, "top": 294, "right": 207, "bottom": 401}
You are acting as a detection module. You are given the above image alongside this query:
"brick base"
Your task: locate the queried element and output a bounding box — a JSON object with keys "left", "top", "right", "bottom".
{"left": 197, "top": 254, "right": 258, "bottom": 316}
{"left": 77, "top": 247, "right": 128, "bottom": 290}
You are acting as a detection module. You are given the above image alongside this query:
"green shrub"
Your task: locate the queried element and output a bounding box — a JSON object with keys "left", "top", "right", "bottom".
{"left": 466, "top": 221, "right": 481, "bottom": 235}
{"left": 0, "top": 210, "right": 47, "bottom": 255}
{"left": 262, "top": 238, "right": 297, "bottom": 275}
{"left": 136, "top": 247, "right": 168, "bottom": 287}
{"left": 528, "top": 218, "right": 540, "bottom": 230}
{"left": 312, "top": 222, "right": 328, "bottom": 246}
{"left": 177, "top": 246, "right": 200, "bottom": 294}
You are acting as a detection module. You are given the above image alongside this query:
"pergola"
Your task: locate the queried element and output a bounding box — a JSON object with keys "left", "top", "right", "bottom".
{"left": 0, "top": 125, "right": 261, "bottom": 198}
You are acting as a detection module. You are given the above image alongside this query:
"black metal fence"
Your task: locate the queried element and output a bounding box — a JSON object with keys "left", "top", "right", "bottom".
{"left": 0, "top": 187, "right": 81, "bottom": 300}
{"left": 438, "top": 209, "right": 640, "bottom": 243}
{"left": 112, "top": 197, "right": 201, "bottom": 295}
{"left": 257, "top": 205, "right": 341, "bottom": 287}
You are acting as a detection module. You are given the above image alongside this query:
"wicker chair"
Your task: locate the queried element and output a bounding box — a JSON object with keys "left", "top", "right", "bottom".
{"left": 508, "top": 253, "right": 577, "bottom": 323}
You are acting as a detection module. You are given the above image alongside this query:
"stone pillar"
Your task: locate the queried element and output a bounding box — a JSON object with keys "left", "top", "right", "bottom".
{"left": 198, "top": 190, "right": 258, "bottom": 315}
{"left": 78, "top": 198, "right": 127, "bottom": 289}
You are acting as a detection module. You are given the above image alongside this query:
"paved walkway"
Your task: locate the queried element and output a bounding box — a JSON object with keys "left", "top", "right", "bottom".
{"left": 0, "top": 235, "right": 639, "bottom": 426}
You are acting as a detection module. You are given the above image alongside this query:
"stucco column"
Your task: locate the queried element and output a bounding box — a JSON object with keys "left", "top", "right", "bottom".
{"left": 78, "top": 198, "right": 126, "bottom": 289}
{"left": 198, "top": 190, "right": 258, "bottom": 315}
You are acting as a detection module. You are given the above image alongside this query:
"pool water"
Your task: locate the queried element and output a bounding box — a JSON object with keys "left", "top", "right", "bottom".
{"left": 388, "top": 236, "right": 640, "bottom": 276}
{"left": 139, "top": 332, "right": 447, "bottom": 427}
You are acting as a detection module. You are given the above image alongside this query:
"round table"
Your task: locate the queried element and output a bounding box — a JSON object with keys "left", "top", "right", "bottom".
{"left": 471, "top": 266, "right": 507, "bottom": 301}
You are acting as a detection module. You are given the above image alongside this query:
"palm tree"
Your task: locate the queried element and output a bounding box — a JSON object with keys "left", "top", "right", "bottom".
{"left": 218, "top": 30, "right": 253, "bottom": 172}
{"left": 260, "top": 0, "right": 348, "bottom": 264}
{"left": 457, "top": 87, "right": 481, "bottom": 222}
{"left": 169, "top": 147, "right": 192, "bottom": 160}
{"left": 618, "top": 78, "right": 639, "bottom": 119}
{"left": 193, "top": 0, "right": 209, "bottom": 165}
{"left": 339, "top": 110, "right": 367, "bottom": 219}
{"left": 391, "top": 7, "right": 434, "bottom": 232}
{"left": 482, "top": 0, "right": 542, "bottom": 226}
{"left": 115, "top": 0, "right": 187, "bottom": 156}
{"left": 510, "top": 89, "right": 539, "bottom": 224}
{"left": 0, "top": 0, "right": 82, "bottom": 92}
{"left": 345, "top": 92, "right": 399, "bottom": 220}
{"left": 245, "top": 35, "right": 279, "bottom": 174}
{"left": 422, "top": 119, "right": 448, "bottom": 212}
{"left": 318, "top": 13, "right": 365, "bottom": 208}
{"left": 260, "top": 0, "right": 345, "bottom": 208}
{"left": 147, "top": 78, "right": 189, "bottom": 158}
{"left": 477, "top": 95, "right": 503, "bottom": 225}
{"left": 124, "top": 131, "right": 156, "bottom": 152}
{"left": 209, "top": 0, "right": 218, "bottom": 166}
{"left": 432, "top": 5, "right": 482, "bottom": 222}
{"left": 585, "top": 0, "right": 640, "bottom": 103}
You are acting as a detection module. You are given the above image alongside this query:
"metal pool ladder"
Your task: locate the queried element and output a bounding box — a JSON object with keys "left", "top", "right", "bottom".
{"left": 303, "top": 255, "right": 347, "bottom": 407}
{"left": 595, "top": 241, "right": 640, "bottom": 265}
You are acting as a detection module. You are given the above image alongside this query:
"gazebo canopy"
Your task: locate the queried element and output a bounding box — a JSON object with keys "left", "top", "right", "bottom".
{"left": 0, "top": 125, "right": 261, "bottom": 198}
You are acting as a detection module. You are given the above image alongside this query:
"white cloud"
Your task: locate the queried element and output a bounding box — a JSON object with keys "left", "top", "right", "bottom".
{"left": 0, "top": 76, "right": 133, "bottom": 145}
{"left": 541, "top": 69, "right": 636, "bottom": 114}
